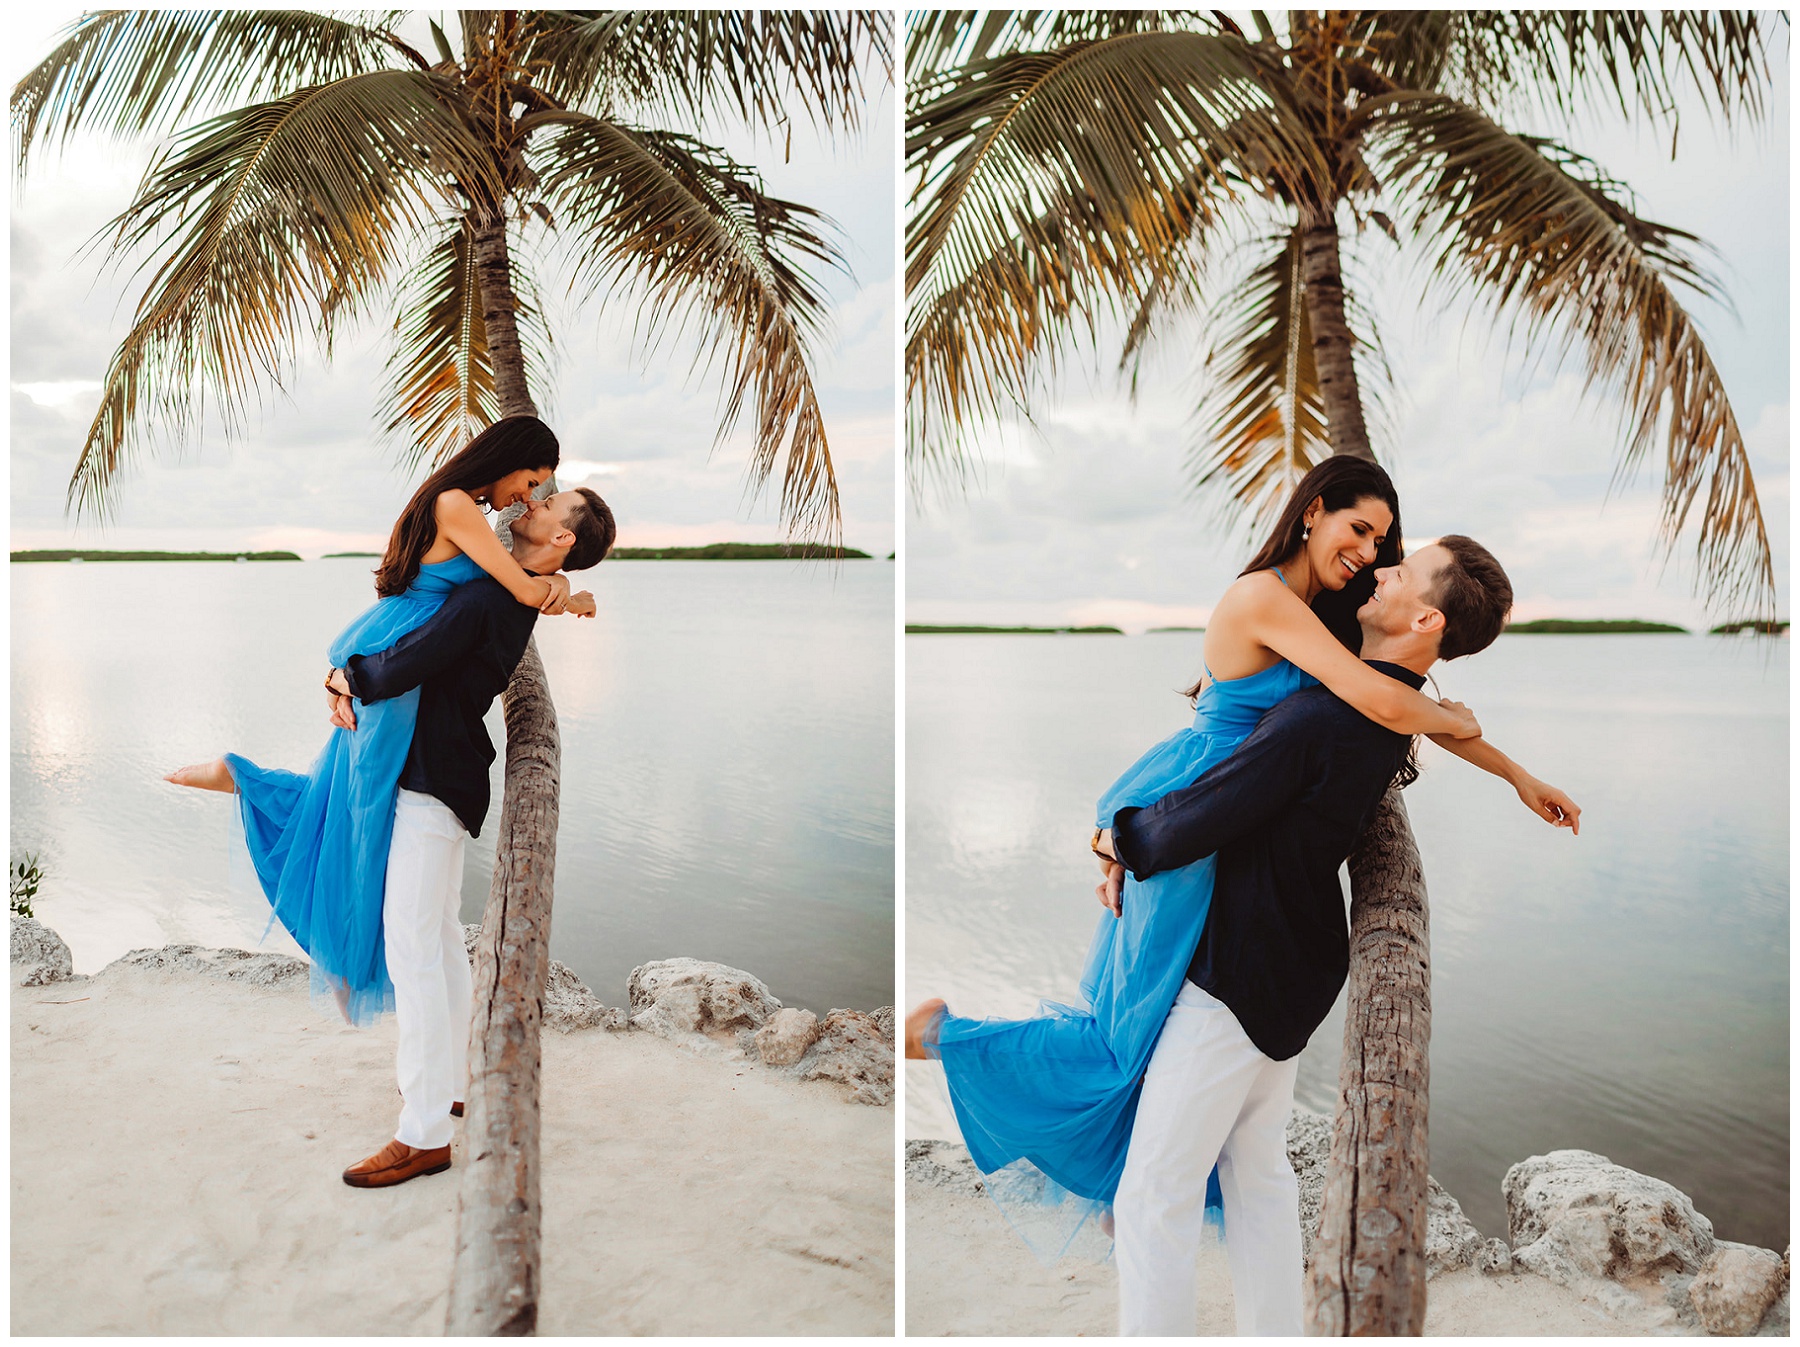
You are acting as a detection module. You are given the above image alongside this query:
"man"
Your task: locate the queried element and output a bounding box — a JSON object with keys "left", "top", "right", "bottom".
{"left": 327, "top": 487, "right": 616, "bottom": 1188}
{"left": 1093, "top": 536, "right": 1577, "bottom": 1335}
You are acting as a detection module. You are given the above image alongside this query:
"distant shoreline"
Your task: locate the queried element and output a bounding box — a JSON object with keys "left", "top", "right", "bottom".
{"left": 906, "top": 625, "right": 1124, "bottom": 635}
{"left": 13, "top": 543, "right": 876, "bottom": 564}
{"left": 11, "top": 550, "right": 301, "bottom": 563}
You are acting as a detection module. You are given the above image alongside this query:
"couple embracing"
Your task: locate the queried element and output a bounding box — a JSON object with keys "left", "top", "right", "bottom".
{"left": 906, "top": 457, "right": 1580, "bottom": 1335}
{"left": 168, "top": 415, "right": 615, "bottom": 1188}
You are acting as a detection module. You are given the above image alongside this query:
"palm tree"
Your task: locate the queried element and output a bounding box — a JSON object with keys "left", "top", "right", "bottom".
{"left": 907, "top": 9, "right": 1778, "bottom": 618}
{"left": 15, "top": 9, "right": 893, "bottom": 541}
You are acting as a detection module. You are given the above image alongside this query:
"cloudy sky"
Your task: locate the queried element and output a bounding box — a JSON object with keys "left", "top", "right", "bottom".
{"left": 9, "top": 10, "right": 895, "bottom": 558}
{"left": 907, "top": 41, "right": 1789, "bottom": 630}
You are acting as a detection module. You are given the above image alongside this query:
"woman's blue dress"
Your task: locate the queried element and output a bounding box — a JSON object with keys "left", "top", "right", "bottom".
{"left": 225, "top": 554, "right": 486, "bottom": 1025}
{"left": 930, "top": 655, "right": 1318, "bottom": 1256}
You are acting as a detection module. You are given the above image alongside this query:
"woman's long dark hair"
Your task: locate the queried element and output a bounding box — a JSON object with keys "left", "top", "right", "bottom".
{"left": 374, "top": 415, "right": 560, "bottom": 596}
{"left": 1185, "top": 456, "right": 1403, "bottom": 697}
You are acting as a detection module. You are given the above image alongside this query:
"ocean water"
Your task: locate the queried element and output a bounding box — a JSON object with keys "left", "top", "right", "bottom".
{"left": 905, "top": 631, "right": 1788, "bottom": 1250}
{"left": 10, "top": 559, "right": 893, "bottom": 1015}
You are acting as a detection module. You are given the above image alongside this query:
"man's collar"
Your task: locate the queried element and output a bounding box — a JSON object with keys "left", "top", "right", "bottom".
{"left": 1363, "top": 658, "right": 1428, "bottom": 691}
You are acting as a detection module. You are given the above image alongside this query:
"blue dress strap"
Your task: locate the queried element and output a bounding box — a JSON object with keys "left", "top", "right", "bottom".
{"left": 1270, "top": 565, "right": 1288, "bottom": 587}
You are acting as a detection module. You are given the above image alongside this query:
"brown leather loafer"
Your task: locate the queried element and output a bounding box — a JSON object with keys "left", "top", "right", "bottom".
{"left": 342, "top": 1138, "right": 451, "bottom": 1188}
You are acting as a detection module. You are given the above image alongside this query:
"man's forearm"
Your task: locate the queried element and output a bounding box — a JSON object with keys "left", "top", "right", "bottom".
{"left": 343, "top": 604, "right": 487, "bottom": 703}
{"left": 1110, "top": 732, "right": 1309, "bottom": 880}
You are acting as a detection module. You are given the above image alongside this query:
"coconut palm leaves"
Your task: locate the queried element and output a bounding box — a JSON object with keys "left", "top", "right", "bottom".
{"left": 904, "top": 9, "right": 1780, "bottom": 617}
{"left": 538, "top": 117, "right": 845, "bottom": 539}
{"left": 69, "top": 71, "right": 497, "bottom": 517}
{"left": 14, "top": 9, "right": 891, "bottom": 540}
{"left": 1376, "top": 95, "right": 1772, "bottom": 611}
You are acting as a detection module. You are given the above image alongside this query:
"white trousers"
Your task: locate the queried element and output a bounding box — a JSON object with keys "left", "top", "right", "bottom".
{"left": 383, "top": 788, "right": 471, "bottom": 1151}
{"left": 1115, "top": 980, "right": 1303, "bottom": 1336}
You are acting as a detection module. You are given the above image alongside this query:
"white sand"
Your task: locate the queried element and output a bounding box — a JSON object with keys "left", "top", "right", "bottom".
{"left": 905, "top": 1181, "right": 1649, "bottom": 1336}
{"left": 12, "top": 964, "right": 894, "bottom": 1335}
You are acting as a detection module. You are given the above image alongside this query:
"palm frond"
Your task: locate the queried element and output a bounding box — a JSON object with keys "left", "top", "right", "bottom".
{"left": 905, "top": 11, "right": 1208, "bottom": 87}
{"left": 1375, "top": 94, "right": 1774, "bottom": 617}
{"left": 1186, "top": 228, "right": 1332, "bottom": 525}
{"left": 1428, "top": 11, "right": 1777, "bottom": 128}
{"left": 907, "top": 29, "right": 1320, "bottom": 481}
{"left": 379, "top": 214, "right": 554, "bottom": 470}
{"left": 536, "top": 113, "right": 847, "bottom": 541}
{"left": 522, "top": 11, "right": 891, "bottom": 135}
{"left": 68, "top": 70, "right": 499, "bottom": 517}
{"left": 11, "top": 9, "right": 412, "bottom": 175}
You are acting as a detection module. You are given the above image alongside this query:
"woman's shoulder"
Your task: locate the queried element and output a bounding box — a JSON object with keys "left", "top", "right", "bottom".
{"left": 432, "top": 487, "right": 480, "bottom": 518}
{"left": 1212, "top": 569, "right": 1293, "bottom": 622}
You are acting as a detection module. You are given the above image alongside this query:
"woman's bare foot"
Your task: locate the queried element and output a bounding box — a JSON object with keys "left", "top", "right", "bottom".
{"left": 164, "top": 758, "right": 235, "bottom": 793}
{"left": 905, "top": 998, "right": 947, "bottom": 1060}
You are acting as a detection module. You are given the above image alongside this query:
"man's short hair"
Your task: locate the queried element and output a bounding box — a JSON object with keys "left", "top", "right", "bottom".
{"left": 1430, "top": 535, "right": 1513, "bottom": 660}
{"left": 563, "top": 487, "right": 616, "bottom": 571}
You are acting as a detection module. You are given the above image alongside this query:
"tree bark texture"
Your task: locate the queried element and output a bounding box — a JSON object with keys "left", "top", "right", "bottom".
{"left": 445, "top": 639, "right": 560, "bottom": 1336}
{"left": 468, "top": 211, "right": 539, "bottom": 420}
{"left": 1299, "top": 221, "right": 1373, "bottom": 461}
{"left": 1305, "top": 788, "right": 1431, "bottom": 1336}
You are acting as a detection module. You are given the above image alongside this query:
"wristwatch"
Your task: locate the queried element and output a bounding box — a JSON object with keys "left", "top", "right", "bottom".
{"left": 1090, "top": 826, "right": 1107, "bottom": 856}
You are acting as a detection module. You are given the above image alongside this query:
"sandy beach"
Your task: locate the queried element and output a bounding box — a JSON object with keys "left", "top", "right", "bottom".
{"left": 12, "top": 950, "right": 893, "bottom": 1335}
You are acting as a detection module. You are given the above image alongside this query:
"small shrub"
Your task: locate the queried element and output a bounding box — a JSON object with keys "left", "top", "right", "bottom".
{"left": 11, "top": 853, "right": 43, "bottom": 919}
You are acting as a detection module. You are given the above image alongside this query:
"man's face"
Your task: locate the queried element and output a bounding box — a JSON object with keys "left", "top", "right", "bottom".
{"left": 1358, "top": 543, "right": 1449, "bottom": 641}
{"left": 507, "top": 491, "right": 582, "bottom": 557}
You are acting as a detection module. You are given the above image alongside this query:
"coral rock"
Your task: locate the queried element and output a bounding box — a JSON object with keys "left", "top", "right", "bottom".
{"left": 799, "top": 1007, "right": 894, "bottom": 1106}
{"left": 1690, "top": 1243, "right": 1787, "bottom": 1336}
{"left": 756, "top": 1007, "right": 821, "bottom": 1066}
{"left": 1504, "top": 1149, "right": 1714, "bottom": 1289}
{"left": 627, "top": 958, "right": 780, "bottom": 1040}
{"left": 11, "top": 917, "right": 75, "bottom": 986}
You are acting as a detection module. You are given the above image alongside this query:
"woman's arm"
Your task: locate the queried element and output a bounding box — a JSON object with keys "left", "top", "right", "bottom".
{"left": 1427, "top": 733, "right": 1582, "bottom": 832}
{"left": 1246, "top": 583, "right": 1480, "bottom": 737}
{"left": 433, "top": 491, "right": 570, "bottom": 612}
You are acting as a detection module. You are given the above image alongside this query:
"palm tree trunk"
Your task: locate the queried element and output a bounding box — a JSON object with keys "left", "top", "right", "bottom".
{"left": 469, "top": 211, "right": 539, "bottom": 420}
{"left": 447, "top": 211, "right": 558, "bottom": 1337}
{"left": 1305, "top": 789, "right": 1432, "bottom": 1335}
{"left": 1298, "top": 217, "right": 1373, "bottom": 461}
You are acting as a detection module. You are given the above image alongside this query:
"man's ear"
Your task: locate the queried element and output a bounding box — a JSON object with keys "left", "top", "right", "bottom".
{"left": 553, "top": 526, "right": 576, "bottom": 550}
{"left": 1413, "top": 606, "right": 1446, "bottom": 636}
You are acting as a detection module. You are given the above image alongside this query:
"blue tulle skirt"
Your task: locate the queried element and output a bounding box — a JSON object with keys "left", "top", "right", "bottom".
{"left": 226, "top": 554, "right": 485, "bottom": 1024}
{"left": 930, "top": 659, "right": 1316, "bottom": 1259}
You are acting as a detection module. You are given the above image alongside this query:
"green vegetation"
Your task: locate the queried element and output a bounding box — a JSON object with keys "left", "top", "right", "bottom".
{"left": 10, "top": 853, "right": 43, "bottom": 919}
{"left": 611, "top": 543, "right": 872, "bottom": 560}
{"left": 322, "top": 551, "right": 381, "bottom": 558}
{"left": 1710, "top": 619, "right": 1789, "bottom": 635}
{"left": 11, "top": 549, "right": 300, "bottom": 563}
{"left": 906, "top": 624, "right": 1124, "bottom": 635}
{"left": 1506, "top": 619, "right": 1688, "bottom": 634}
{"left": 1148, "top": 626, "right": 1206, "bottom": 633}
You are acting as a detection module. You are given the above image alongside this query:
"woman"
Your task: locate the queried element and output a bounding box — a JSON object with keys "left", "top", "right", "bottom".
{"left": 166, "top": 415, "right": 596, "bottom": 1023}
{"left": 904, "top": 457, "right": 1578, "bottom": 1254}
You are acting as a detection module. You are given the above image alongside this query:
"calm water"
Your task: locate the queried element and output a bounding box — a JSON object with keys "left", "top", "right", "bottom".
{"left": 906, "top": 632, "right": 1788, "bottom": 1250}
{"left": 11, "top": 560, "right": 893, "bottom": 1014}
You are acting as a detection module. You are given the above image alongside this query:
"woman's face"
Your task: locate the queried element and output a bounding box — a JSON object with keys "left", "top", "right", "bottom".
{"left": 482, "top": 465, "right": 555, "bottom": 511}
{"left": 1305, "top": 494, "right": 1393, "bottom": 591}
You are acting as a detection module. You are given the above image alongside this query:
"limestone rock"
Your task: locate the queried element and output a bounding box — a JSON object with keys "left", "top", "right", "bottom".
{"left": 543, "top": 959, "right": 629, "bottom": 1033}
{"left": 871, "top": 1006, "right": 896, "bottom": 1042}
{"left": 1285, "top": 1108, "right": 1332, "bottom": 1264}
{"left": 755, "top": 1007, "right": 820, "bottom": 1066}
{"left": 11, "top": 917, "right": 75, "bottom": 986}
{"left": 905, "top": 1138, "right": 986, "bottom": 1197}
{"left": 627, "top": 958, "right": 780, "bottom": 1041}
{"left": 1426, "top": 1175, "right": 1487, "bottom": 1278}
{"left": 108, "top": 943, "right": 307, "bottom": 988}
{"left": 1690, "top": 1243, "right": 1787, "bottom": 1335}
{"left": 798, "top": 1007, "right": 894, "bottom": 1106}
{"left": 1505, "top": 1149, "right": 1715, "bottom": 1289}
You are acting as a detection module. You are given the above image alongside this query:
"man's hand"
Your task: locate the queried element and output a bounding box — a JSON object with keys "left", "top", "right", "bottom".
{"left": 538, "top": 572, "right": 571, "bottom": 615}
{"left": 565, "top": 591, "right": 596, "bottom": 618}
{"left": 328, "top": 690, "right": 357, "bottom": 731}
{"left": 1517, "top": 776, "right": 1581, "bottom": 834}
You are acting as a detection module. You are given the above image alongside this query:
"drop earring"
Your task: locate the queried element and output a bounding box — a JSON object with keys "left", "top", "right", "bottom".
{"left": 1302, "top": 525, "right": 1311, "bottom": 541}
